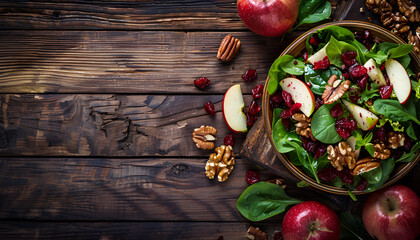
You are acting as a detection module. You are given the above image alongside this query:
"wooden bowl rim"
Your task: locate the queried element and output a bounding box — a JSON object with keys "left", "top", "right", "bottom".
{"left": 262, "top": 20, "right": 420, "bottom": 195}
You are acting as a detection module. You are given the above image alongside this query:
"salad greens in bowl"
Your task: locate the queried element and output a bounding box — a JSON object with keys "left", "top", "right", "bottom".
{"left": 262, "top": 21, "right": 420, "bottom": 196}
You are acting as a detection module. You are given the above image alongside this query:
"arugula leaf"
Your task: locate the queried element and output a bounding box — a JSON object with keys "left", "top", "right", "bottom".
{"left": 387, "top": 44, "right": 414, "bottom": 59}
{"left": 272, "top": 116, "right": 300, "bottom": 153}
{"left": 359, "top": 83, "right": 379, "bottom": 103}
{"left": 372, "top": 99, "right": 420, "bottom": 125}
{"left": 406, "top": 122, "right": 418, "bottom": 140}
{"left": 340, "top": 212, "right": 374, "bottom": 240}
{"left": 296, "top": 0, "right": 331, "bottom": 28}
{"left": 236, "top": 182, "right": 302, "bottom": 221}
{"left": 325, "top": 36, "right": 358, "bottom": 67}
{"left": 305, "top": 64, "right": 342, "bottom": 95}
{"left": 311, "top": 104, "right": 343, "bottom": 144}
{"left": 268, "top": 55, "right": 305, "bottom": 95}
{"left": 352, "top": 131, "right": 375, "bottom": 157}
{"left": 395, "top": 142, "right": 420, "bottom": 163}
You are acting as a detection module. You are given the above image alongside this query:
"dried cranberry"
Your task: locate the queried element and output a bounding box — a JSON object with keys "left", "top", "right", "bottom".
{"left": 242, "top": 69, "right": 257, "bottom": 82}
{"left": 249, "top": 100, "right": 261, "bottom": 115}
{"left": 280, "top": 108, "right": 293, "bottom": 119}
{"left": 291, "top": 103, "right": 302, "bottom": 112}
{"left": 224, "top": 133, "right": 235, "bottom": 146}
{"left": 379, "top": 85, "right": 393, "bottom": 99}
{"left": 307, "top": 82, "right": 312, "bottom": 87}
{"left": 336, "top": 125, "right": 351, "bottom": 139}
{"left": 282, "top": 118, "right": 292, "bottom": 131}
{"left": 314, "top": 143, "right": 328, "bottom": 159}
{"left": 273, "top": 231, "right": 284, "bottom": 240}
{"left": 245, "top": 170, "right": 260, "bottom": 185}
{"left": 374, "top": 126, "right": 387, "bottom": 142}
{"left": 385, "top": 75, "right": 390, "bottom": 85}
{"left": 301, "top": 136, "right": 318, "bottom": 153}
{"left": 337, "top": 168, "right": 354, "bottom": 184}
{"left": 356, "top": 178, "right": 367, "bottom": 191}
{"left": 315, "top": 97, "right": 324, "bottom": 111}
{"left": 270, "top": 92, "right": 283, "bottom": 109}
{"left": 350, "top": 65, "right": 367, "bottom": 78}
{"left": 341, "top": 51, "right": 357, "bottom": 67}
{"left": 309, "top": 34, "right": 321, "bottom": 46}
{"left": 252, "top": 84, "right": 264, "bottom": 99}
{"left": 246, "top": 112, "right": 258, "bottom": 127}
{"left": 204, "top": 101, "right": 216, "bottom": 115}
{"left": 354, "top": 31, "right": 364, "bottom": 42}
{"left": 318, "top": 167, "right": 338, "bottom": 182}
{"left": 343, "top": 72, "right": 350, "bottom": 80}
{"left": 336, "top": 117, "right": 357, "bottom": 131}
{"left": 349, "top": 95, "right": 360, "bottom": 103}
{"left": 364, "top": 30, "right": 371, "bottom": 40}
{"left": 392, "top": 148, "right": 404, "bottom": 160}
{"left": 313, "top": 56, "right": 331, "bottom": 70}
{"left": 301, "top": 50, "right": 309, "bottom": 61}
{"left": 282, "top": 90, "right": 293, "bottom": 108}
{"left": 330, "top": 104, "right": 343, "bottom": 118}
{"left": 357, "top": 75, "right": 368, "bottom": 90}
{"left": 404, "top": 137, "right": 412, "bottom": 151}
{"left": 194, "top": 77, "right": 210, "bottom": 89}
{"left": 380, "top": 62, "right": 386, "bottom": 72}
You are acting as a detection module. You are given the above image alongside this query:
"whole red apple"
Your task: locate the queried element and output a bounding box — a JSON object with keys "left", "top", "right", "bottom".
{"left": 362, "top": 185, "right": 420, "bottom": 240}
{"left": 282, "top": 201, "right": 341, "bottom": 240}
{"left": 237, "top": 0, "right": 298, "bottom": 37}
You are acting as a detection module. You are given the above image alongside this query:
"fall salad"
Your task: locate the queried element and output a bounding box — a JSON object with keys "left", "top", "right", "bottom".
{"left": 267, "top": 25, "right": 420, "bottom": 194}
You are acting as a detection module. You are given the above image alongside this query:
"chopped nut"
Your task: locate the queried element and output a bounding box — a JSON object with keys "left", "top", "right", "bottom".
{"left": 366, "top": 0, "right": 393, "bottom": 15}
{"left": 360, "top": 7, "right": 365, "bottom": 12}
{"left": 327, "top": 142, "right": 356, "bottom": 171}
{"left": 205, "top": 145, "right": 235, "bottom": 182}
{"left": 322, "top": 77, "right": 351, "bottom": 104}
{"left": 408, "top": 27, "right": 420, "bottom": 56}
{"left": 373, "top": 141, "right": 391, "bottom": 159}
{"left": 397, "top": 0, "right": 420, "bottom": 22}
{"left": 388, "top": 132, "right": 405, "bottom": 149}
{"left": 292, "top": 113, "right": 316, "bottom": 141}
{"left": 391, "top": 12, "right": 411, "bottom": 37}
{"left": 266, "top": 177, "right": 287, "bottom": 189}
{"left": 352, "top": 157, "right": 381, "bottom": 175}
{"left": 246, "top": 226, "right": 268, "bottom": 240}
{"left": 217, "top": 34, "right": 241, "bottom": 62}
{"left": 192, "top": 125, "right": 217, "bottom": 150}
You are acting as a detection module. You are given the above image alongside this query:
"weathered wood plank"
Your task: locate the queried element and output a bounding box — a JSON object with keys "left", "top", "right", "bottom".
{"left": 0, "top": 221, "right": 284, "bottom": 240}
{"left": 0, "top": 157, "right": 350, "bottom": 221}
{"left": 0, "top": 94, "right": 257, "bottom": 156}
{"left": 0, "top": 0, "right": 344, "bottom": 30}
{"left": 0, "top": 31, "right": 289, "bottom": 94}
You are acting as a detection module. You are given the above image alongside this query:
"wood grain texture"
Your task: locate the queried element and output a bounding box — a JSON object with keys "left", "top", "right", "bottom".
{"left": 0, "top": 0, "right": 343, "bottom": 30}
{"left": 0, "top": 31, "right": 290, "bottom": 94}
{"left": 0, "top": 157, "right": 349, "bottom": 221}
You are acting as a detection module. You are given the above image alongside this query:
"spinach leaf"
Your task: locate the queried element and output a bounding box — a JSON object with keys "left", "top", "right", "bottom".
{"left": 272, "top": 108, "right": 283, "bottom": 130}
{"left": 395, "top": 142, "right": 420, "bottom": 163}
{"left": 388, "top": 44, "right": 414, "bottom": 59}
{"left": 268, "top": 55, "right": 305, "bottom": 95}
{"left": 288, "top": 141, "right": 320, "bottom": 182}
{"left": 281, "top": 58, "right": 305, "bottom": 75}
{"left": 236, "top": 182, "right": 302, "bottom": 221}
{"left": 326, "top": 36, "right": 358, "bottom": 67}
{"left": 365, "top": 158, "right": 394, "bottom": 192}
{"left": 345, "top": 39, "right": 368, "bottom": 65}
{"left": 296, "top": 0, "right": 331, "bottom": 28}
{"left": 406, "top": 122, "right": 418, "bottom": 140}
{"left": 305, "top": 64, "right": 342, "bottom": 95}
{"left": 317, "top": 25, "right": 355, "bottom": 42}
{"left": 360, "top": 166, "right": 382, "bottom": 184}
{"left": 372, "top": 99, "right": 420, "bottom": 125}
{"left": 365, "top": 50, "right": 388, "bottom": 65}
{"left": 311, "top": 104, "right": 343, "bottom": 144}
{"left": 340, "top": 212, "right": 374, "bottom": 240}
{"left": 272, "top": 113, "right": 301, "bottom": 153}
{"left": 366, "top": 42, "right": 413, "bottom": 65}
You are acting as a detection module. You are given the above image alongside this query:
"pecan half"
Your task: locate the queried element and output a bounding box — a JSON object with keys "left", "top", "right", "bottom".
{"left": 352, "top": 157, "right": 381, "bottom": 175}
{"left": 266, "top": 177, "right": 287, "bottom": 189}
{"left": 192, "top": 125, "right": 217, "bottom": 150}
{"left": 322, "top": 76, "right": 351, "bottom": 104}
{"left": 408, "top": 27, "right": 420, "bottom": 56}
{"left": 217, "top": 34, "right": 241, "bottom": 62}
{"left": 397, "top": 0, "right": 420, "bottom": 22}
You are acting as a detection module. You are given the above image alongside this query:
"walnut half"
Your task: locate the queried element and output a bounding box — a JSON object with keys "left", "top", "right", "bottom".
{"left": 205, "top": 145, "right": 235, "bottom": 182}
{"left": 292, "top": 113, "right": 316, "bottom": 141}
{"left": 192, "top": 125, "right": 217, "bottom": 150}
{"left": 327, "top": 142, "right": 356, "bottom": 171}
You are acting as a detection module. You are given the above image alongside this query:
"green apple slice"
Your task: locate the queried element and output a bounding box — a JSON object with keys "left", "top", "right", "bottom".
{"left": 307, "top": 43, "right": 329, "bottom": 65}
{"left": 364, "top": 58, "right": 386, "bottom": 86}
{"left": 342, "top": 100, "right": 378, "bottom": 131}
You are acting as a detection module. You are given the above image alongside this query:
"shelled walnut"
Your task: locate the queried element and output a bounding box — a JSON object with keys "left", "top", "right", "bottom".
{"left": 246, "top": 226, "right": 268, "bottom": 240}
{"left": 397, "top": 0, "right": 420, "bottom": 22}
{"left": 388, "top": 132, "right": 405, "bottom": 149}
{"left": 327, "top": 142, "right": 356, "bottom": 171}
{"left": 192, "top": 125, "right": 217, "bottom": 150}
{"left": 366, "top": 0, "right": 393, "bottom": 15}
{"left": 408, "top": 27, "right": 420, "bottom": 56}
{"left": 322, "top": 76, "right": 351, "bottom": 104}
{"left": 205, "top": 145, "right": 235, "bottom": 182}
{"left": 292, "top": 113, "right": 316, "bottom": 141}
{"left": 217, "top": 34, "right": 241, "bottom": 62}
{"left": 352, "top": 157, "right": 381, "bottom": 175}
{"left": 373, "top": 141, "right": 391, "bottom": 159}
{"left": 266, "top": 177, "right": 287, "bottom": 189}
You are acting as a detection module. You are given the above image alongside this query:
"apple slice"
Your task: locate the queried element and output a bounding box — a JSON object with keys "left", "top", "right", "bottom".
{"left": 346, "top": 136, "right": 360, "bottom": 160}
{"left": 279, "top": 77, "right": 315, "bottom": 117}
{"left": 385, "top": 59, "right": 412, "bottom": 104}
{"left": 307, "top": 43, "right": 329, "bottom": 65}
{"left": 342, "top": 100, "right": 378, "bottom": 131}
{"left": 364, "top": 58, "right": 387, "bottom": 86}
{"left": 222, "top": 84, "right": 248, "bottom": 133}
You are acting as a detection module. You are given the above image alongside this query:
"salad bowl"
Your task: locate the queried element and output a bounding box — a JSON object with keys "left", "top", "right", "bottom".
{"left": 262, "top": 21, "right": 420, "bottom": 195}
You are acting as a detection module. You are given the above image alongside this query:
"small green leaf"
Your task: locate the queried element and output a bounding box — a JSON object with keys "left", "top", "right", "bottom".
{"left": 311, "top": 104, "right": 343, "bottom": 144}
{"left": 296, "top": 1, "right": 331, "bottom": 27}
{"left": 348, "top": 190, "right": 357, "bottom": 201}
{"left": 325, "top": 36, "right": 358, "bottom": 67}
{"left": 297, "top": 181, "right": 309, "bottom": 188}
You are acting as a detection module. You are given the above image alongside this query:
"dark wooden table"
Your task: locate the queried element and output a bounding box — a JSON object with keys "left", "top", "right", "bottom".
{"left": 0, "top": 1, "right": 419, "bottom": 239}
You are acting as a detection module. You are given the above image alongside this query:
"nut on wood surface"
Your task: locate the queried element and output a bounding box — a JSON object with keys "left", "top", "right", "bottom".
{"left": 192, "top": 125, "right": 217, "bottom": 150}
{"left": 217, "top": 34, "right": 241, "bottom": 62}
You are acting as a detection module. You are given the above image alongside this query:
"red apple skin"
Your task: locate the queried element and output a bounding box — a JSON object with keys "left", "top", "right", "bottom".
{"left": 282, "top": 201, "right": 341, "bottom": 240}
{"left": 237, "top": 0, "right": 298, "bottom": 37}
{"left": 362, "top": 185, "right": 420, "bottom": 240}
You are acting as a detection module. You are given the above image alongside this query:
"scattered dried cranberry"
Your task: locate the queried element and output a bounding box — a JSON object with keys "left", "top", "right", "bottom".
{"left": 282, "top": 90, "right": 293, "bottom": 108}
{"left": 242, "top": 69, "right": 257, "bottom": 82}
{"left": 385, "top": 75, "right": 390, "bottom": 85}
{"left": 374, "top": 126, "right": 387, "bottom": 142}
{"left": 392, "top": 148, "right": 404, "bottom": 160}
{"left": 249, "top": 100, "right": 261, "bottom": 115}
{"left": 318, "top": 167, "right": 338, "bottom": 182}
{"left": 301, "top": 50, "right": 309, "bottom": 61}
{"left": 224, "top": 133, "right": 235, "bottom": 146}
{"left": 380, "top": 62, "right": 386, "bottom": 72}
{"left": 204, "top": 101, "right": 216, "bottom": 115}
{"left": 194, "top": 77, "right": 210, "bottom": 89}
{"left": 270, "top": 92, "right": 283, "bottom": 109}
{"left": 341, "top": 51, "right": 357, "bottom": 67}
{"left": 336, "top": 117, "right": 357, "bottom": 131}
{"left": 309, "top": 34, "right": 321, "bottom": 46}
{"left": 336, "top": 126, "right": 351, "bottom": 139}
{"left": 330, "top": 104, "right": 343, "bottom": 118}
{"left": 364, "top": 30, "right": 371, "bottom": 40}
{"left": 337, "top": 168, "right": 354, "bottom": 184}
{"left": 349, "top": 95, "right": 360, "bottom": 103}
{"left": 315, "top": 97, "right": 324, "bottom": 111}
{"left": 314, "top": 143, "right": 327, "bottom": 159}
{"left": 354, "top": 31, "right": 364, "bottom": 42}
{"left": 280, "top": 108, "right": 293, "bottom": 119}
{"left": 245, "top": 170, "right": 260, "bottom": 185}
{"left": 343, "top": 72, "right": 350, "bottom": 80}
{"left": 301, "top": 136, "right": 318, "bottom": 154}
{"left": 356, "top": 178, "right": 367, "bottom": 191}
{"left": 404, "top": 137, "right": 412, "bottom": 151}
{"left": 379, "top": 85, "right": 393, "bottom": 99}
{"left": 282, "top": 118, "right": 292, "bottom": 131}
{"left": 252, "top": 84, "right": 264, "bottom": 99}
{"left": 291, "top": 103, "right": 302, "bottom": 111}
{"left": 273, "top": 231, "right": 284, "bottom": 240}
{"left": 357, "top": 75, "right": 368, "bottom": 90}
{"left": 313, "top": 56, "right": 331, "bottom": 70}
{"left": 246, "top": 112, "right": 258, "bottom": 127}
{"left": 350, "top": 65, "right": 367, "bottom": 79}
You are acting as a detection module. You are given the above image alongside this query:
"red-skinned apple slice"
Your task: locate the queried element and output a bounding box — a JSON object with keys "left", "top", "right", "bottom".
{"left": 279, "top": 77, "right": 315, "bottom": 117}
{"left": 342, "top": 100, "right": 378, "bottom": 131}
{"left": 364, "top": 58, "right": 387, "bottom": 86}
{"left": 307, "top": 43, "right": 329, "bottom": 65}
{"left": 385, "top": 59, "right": 412, "bottom": 104}
{"left": 222, "top": 84, "right": 248, "bottom": 133}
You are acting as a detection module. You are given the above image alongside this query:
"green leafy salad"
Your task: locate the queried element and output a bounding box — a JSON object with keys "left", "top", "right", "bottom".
{"left": 267, "top": 25, "right": 420, "bottom": 193}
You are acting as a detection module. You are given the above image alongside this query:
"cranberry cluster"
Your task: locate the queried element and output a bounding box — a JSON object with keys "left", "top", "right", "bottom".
{"left": 317, "top": 166, "right": 368, "bottom": 191}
